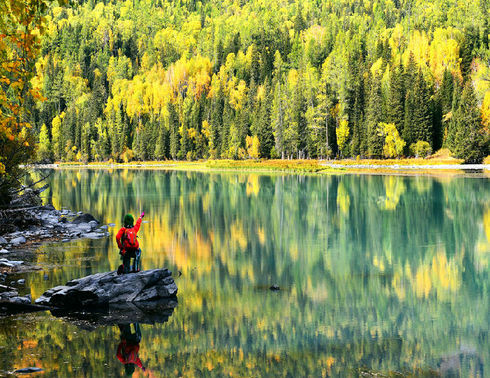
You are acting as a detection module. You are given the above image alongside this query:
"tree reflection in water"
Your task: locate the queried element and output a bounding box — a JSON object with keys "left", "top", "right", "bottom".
{"left": 0, "top": 169, "right": 487, "bottom": 376}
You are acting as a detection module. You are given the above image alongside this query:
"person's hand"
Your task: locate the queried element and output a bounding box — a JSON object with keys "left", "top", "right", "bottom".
{"left": 140, "top": 211, "right": 145, "bottom": 218}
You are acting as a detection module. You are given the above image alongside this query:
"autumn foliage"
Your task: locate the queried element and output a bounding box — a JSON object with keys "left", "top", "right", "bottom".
{"left": 0, "top": 0, "right": 58, "bottom": 204}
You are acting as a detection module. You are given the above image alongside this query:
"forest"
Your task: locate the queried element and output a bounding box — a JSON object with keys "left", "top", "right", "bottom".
{"left": 5, "top": 0, "right": 490, "bottom": 165}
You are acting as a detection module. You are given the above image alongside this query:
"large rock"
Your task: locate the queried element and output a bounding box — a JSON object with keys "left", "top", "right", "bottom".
{"left": 35, "top": 269, "right": 177, "bottom": 308}
{"left": 72, "top": 213, "right": 99, "bottom": 225}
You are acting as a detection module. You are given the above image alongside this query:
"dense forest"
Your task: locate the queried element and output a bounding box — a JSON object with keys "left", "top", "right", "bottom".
{"left": 24, "top": 0, "right": 490, "bottom": 162}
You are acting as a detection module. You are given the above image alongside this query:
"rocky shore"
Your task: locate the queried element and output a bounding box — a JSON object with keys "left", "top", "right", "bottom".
{"left": 0, "top": 202, "right": 110, "bottom": 311}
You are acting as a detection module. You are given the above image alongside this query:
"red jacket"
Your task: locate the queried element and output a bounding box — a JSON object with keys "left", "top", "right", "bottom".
{"left": 117, "top": 340, "right": 143, "bottom": 368}
{"left": 116, "top": 216, "right": 142, "bottom": 253}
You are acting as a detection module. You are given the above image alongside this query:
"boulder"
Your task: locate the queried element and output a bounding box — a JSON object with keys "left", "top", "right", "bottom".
{"left": 11, "top": 236, "right": 26, "bottom": 246}
{"left": 72, "top": 213, "right": 99, "bottom": 225}
{"left": 0, "top": 258, "right": 23, "bottom": 268}
{"left": 35, "top": 268, "right": 177, "bottom": 308}
{"left": 0, "top": 236, "right": 7, "bottom": 245}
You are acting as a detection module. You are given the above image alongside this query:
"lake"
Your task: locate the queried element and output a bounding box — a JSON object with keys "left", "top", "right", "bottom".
{"left": 1, "top": 168, "right": 488, "bottom": 376}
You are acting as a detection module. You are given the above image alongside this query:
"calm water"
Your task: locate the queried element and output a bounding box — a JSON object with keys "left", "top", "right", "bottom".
{"left": 0, "top": 169, "right": 488, "bottom": 377}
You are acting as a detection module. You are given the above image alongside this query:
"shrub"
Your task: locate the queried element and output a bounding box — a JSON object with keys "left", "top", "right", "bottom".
{"left": 410, "top": 141, "right": 432, "bottom": 158}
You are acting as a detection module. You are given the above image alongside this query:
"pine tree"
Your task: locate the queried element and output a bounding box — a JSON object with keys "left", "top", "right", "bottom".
{"left": 387, "top": 64, "right": 405, "bottom": 134}
{"left": 272, "top": 81, "right": 286, "bottom": 158}
{"left": 433, "top": 69, "right": 453, "bottom": 149}
{"left": 257, "top": 80, "right": 274, "bottom": 158}
{"left": 168, "top": 102, "right": 180, "bottom": 160}
{"left": 292, "top": 74, "right": 308, "bottom": 158}
{"left": 447, "top": 82, "right": 487, "bottom": 163}
{"left": 154, "top": 118, "right": 168, "bottom": 160}
{"left": 403, "top": 70, "right": 432, "bottom": 150}
{"left": 412, "top": 70, "right": 433, "bottom": 146}
{"left": 460, "top": 35, "right": 474, "bottom": 83}
{"left": 209, "top": 87, "right": 224, "bottom": 158}
{"left": 403, "top": 87, "right": 416, "bottom": 150}
{"left": 347, "top": 54, "right": 365, "bottom": 157}
{"left": 365, "top": 75, "right": 385, "bottom": 157}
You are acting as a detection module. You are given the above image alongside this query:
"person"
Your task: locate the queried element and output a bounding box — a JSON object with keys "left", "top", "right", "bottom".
{"left": 116, "top": 212, "right": 144, "bottom": 274}
{"left": 116, "top": 323, "right": 146, "bottom": 375}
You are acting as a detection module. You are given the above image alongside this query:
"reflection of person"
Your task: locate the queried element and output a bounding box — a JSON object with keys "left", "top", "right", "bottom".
{"left": 117, "top": 323, "right": 146, "bottom": 375}
{"left": 116, "top": 212, "right": 145, "bottom": 274}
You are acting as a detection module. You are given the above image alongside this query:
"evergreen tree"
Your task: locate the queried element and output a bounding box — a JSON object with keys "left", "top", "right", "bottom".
{"left": 387, "top": 64, "right": 405, "bottom": 134}
{"left": 292, "top": 75, "right": 308, "bottom": 158}
{"left": 272, "top": 81, "right": 286, "bottom": 158}
{"left": 257, "top": 80, "right": 274, "bottom": 158}
{"left": 209, "top": 87, "right": 224, "bottom": 158}
{"left": 154, "top": 118, "right": 168, "bottom": 160}
{"left": 365, "top": 75, "right": 385, "bottom": 157}
{"left": 447, "top": 82, "right": 487, "bottom": 163}
{"left": 412, "top": 70, "right": 433, "bottom": 146}
{"left": 433, "top": 69, "right": 454, "bottom": 150}
{"left": 169, "top": 102, "right": 180, "bottom": 160}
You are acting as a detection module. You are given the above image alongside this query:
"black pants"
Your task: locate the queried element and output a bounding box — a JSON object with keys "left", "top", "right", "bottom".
{"left": 122, "top": 249, "right": 141, "bottom": 273}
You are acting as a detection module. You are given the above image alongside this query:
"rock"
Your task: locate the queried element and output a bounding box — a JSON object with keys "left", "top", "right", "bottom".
{"left": 59, "top": 217, "right": 68, "bottom": 223}
{"left": 35, "top": 268, "right": 177, "bottom": 308}
{"left": 0, "top": 236, "right": 7, "bottom": 245}
{"left": 0, "top": 258, "right": 24, "bottom": 267}
{"left": 72, "top": 213, "right": 99, "bottom": 225}
{"left": 108, "top": 223, "right": 115, "bottom": 227}
{"left": 82, "top": 232, "right": 107, "bottom": 239}
{"left": 17, "top": 279, "right": 25, "bottom": 285}
{"left": 43, "top": 204, "right": 55, "bottom": 211}
{"left": 269, "top": 285, "right": 280, "bottom": 291}
{"left": 88, "top": 220, "right": 98, "bottom": 230}
{"left": 9, "top": 296, "right": 31, "bottom": 304}
{"left": 0, "top": 248, "right": 9, "bottom": 254}
{"left": 13, "top": 367, "right": 44, "bottom": 374}
{"left": 10, "top": 236, "right": 26, "bottom": 246}
{"left": 75, "top": 223, "right": 92, "bottom": 233}
{"left": 100, "top": 225, "right": 108, "bottom": 230}
{"left": 62, "top": 239, "right": 70, "bottom": 243}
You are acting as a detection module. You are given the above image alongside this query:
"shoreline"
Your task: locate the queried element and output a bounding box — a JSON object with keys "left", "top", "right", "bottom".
{"left": 0, "top": 206, "right": 109, "bottom": 309}
{"left": 24, "top": 160, "right": 490, "bottom": 178}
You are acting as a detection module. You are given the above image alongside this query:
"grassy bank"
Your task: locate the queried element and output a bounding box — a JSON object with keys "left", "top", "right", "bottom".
{"left": 50, "top": 150, "right": 490, "bottom": 177}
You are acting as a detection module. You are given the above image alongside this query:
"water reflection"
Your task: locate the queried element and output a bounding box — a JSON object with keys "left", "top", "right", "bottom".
{"left": 0, "top": 169, "right": 487, "bottom": 376}
{"left": 117, "top": 323, "right": 145, "bottom": 375}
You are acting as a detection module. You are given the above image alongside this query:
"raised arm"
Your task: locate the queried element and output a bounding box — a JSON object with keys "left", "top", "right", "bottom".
{"left": 133, "top": 212, "right": 144, "bottom": 234}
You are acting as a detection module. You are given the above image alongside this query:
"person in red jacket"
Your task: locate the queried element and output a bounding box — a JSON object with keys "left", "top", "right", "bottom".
{"left": 116, "top": 212, "right": 144, "bottom": 274}
{"left": 117, "top": 323, "right": 146, "bottom": 375}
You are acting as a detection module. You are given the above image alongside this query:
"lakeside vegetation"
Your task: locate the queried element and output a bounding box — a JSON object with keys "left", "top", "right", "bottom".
{"left": 3, "top": 0, "right": 489, "bottom": 168}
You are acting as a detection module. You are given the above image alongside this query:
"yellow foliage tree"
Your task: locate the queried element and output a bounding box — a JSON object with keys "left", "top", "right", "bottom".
{"left": 482, "top": 91, "right": 490, "bottom": 134}
{"left": 246, "top": 135, "right": 260, "bottom": 159}
{"left": 336, "top": 119, "right": 350, "bottom": 157}
{"left": 378, "top": 122, "right": 406, "bottom": 158}
{"left": 0, "top": 0, "right": 59, "bottom": 204}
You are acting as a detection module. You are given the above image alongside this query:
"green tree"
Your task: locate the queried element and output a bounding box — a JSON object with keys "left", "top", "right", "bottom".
{"left": 37, "top": 124, "right": 52, "bottom": 162}
{"left": 447, "top": 82, "right": 487, "bottom": 163}
{"left": 366, "top": 75, "right": 385, "bottom": 157}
